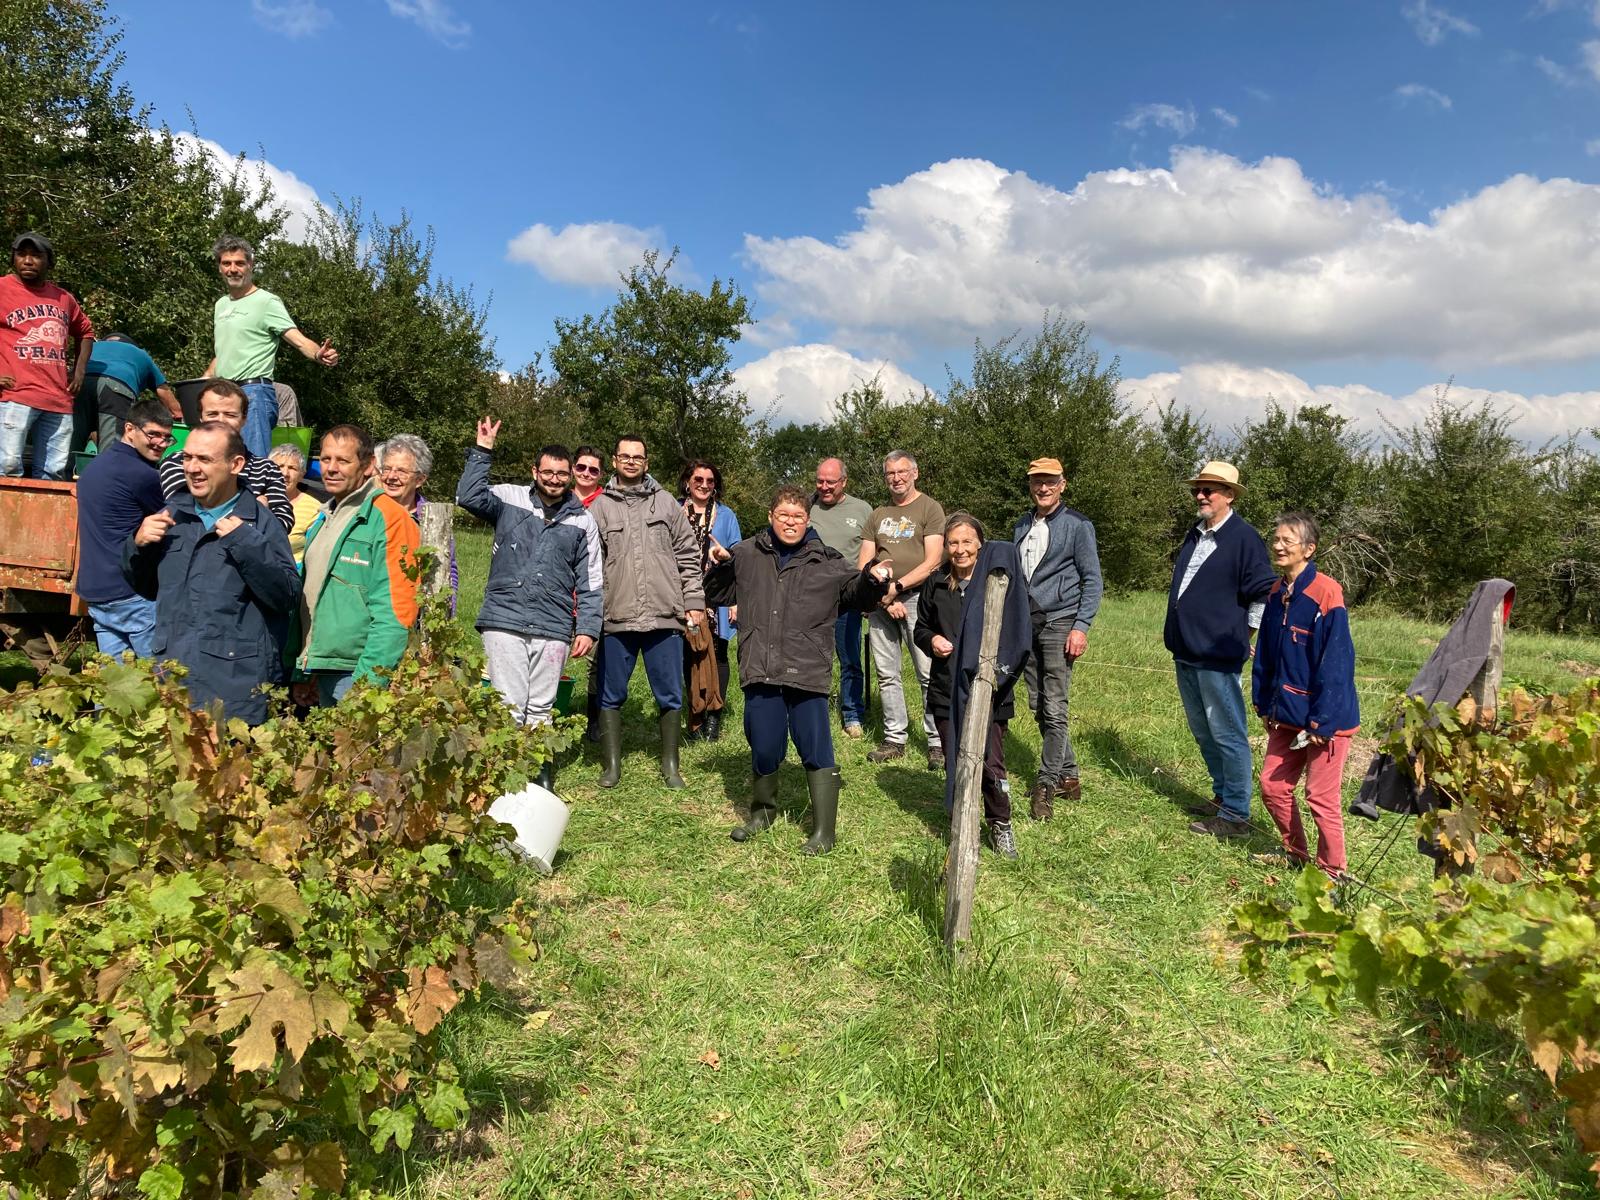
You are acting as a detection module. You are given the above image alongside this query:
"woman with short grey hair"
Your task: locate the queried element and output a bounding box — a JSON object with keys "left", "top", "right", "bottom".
{"left": 267, "top": 442, "right": 321, "bottom": 563}
{"left": 376, "top": 433, "right": 457, "bottom": 608}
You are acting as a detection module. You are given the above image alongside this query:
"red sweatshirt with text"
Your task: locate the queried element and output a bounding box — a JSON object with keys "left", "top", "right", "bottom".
{"left": 0, "top": 274, "right": 94, "bottom": 413}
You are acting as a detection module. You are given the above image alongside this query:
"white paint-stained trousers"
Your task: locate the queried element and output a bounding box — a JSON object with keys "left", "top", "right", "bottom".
{"left": 483, "top": 630, "right": 570, "bottom": 727}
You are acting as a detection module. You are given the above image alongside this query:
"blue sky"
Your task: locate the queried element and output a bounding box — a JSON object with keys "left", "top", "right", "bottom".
{"left": 114, "top": 0, "right": 1600, "bottom": 439}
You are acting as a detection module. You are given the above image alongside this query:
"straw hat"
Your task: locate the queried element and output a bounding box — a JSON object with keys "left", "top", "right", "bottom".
{"left": 1184, "top": 460, "right": 1245, "bottom": 494}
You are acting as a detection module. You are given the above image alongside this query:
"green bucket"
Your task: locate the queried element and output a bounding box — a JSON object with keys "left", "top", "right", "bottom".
{"left": 271, "top": 426, "right": 312, "bottom": 458}
{"left": 161, "top": 423, "right": 191, "bottom": 459}
{"left": 480, "top": 674, "right": 578, "bottom": 717}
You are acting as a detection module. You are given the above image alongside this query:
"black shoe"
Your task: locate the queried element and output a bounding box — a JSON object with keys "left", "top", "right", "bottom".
{"left": 658, "top": 709, "right": 686, "bottom": 789}
{"left": 703, "top": 710, "right": 723, "bottom": 742}
{"left": 800, "top": 767, "right": 841, "bottom": 856}
{"left": 1188, "top": 814, "right": 1251, "bottom": 840}
{"left": 683, "top": 725, "right": 704, "bottom": 744}
{"left": 731, "top": 771, "right": 779, "bottom": 842}
{"left": 988, "top": 820, "right": 1018, "bottom": 860}
{"left": 535, "top": 761, "right": 555, "bottom": 793}
{"left": 866, "top": 742, "right": 906, "bottom": 764}
{"left": 597, "top": 709, "right": 623, "bottom": 788}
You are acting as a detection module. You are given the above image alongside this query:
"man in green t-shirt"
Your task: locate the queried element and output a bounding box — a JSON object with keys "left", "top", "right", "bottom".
{"left": 809, "top": 457, "right": 874, "bottom": 737}
{"left": 858, "top": 450, "right": 946, "bottom": 768}
{"left": 206, "top": 235, "right": 339, "bottom": 459}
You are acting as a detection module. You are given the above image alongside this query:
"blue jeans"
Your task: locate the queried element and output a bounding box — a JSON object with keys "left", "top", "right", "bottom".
{"left": 0, "top": 401, "right": 72, "bottom": 479}
{"left": 315, "top": 671, "right": 355, "bottom": 706}
{"left": 238, "top": 380, "right": 278, "bottom": 460}
{"left": 1174, "top": 662, "right": 1254, "bottom": 822}
{"left": 89, "top": 595, "right": 159, "bottom": 660}
{"left": 600, "top": 629, "right": 684, "bottom": 711}
{"left": 834, "top": 610, "right": 865, "bottom": 727}
{"left": 744, "top": 684, "right": 835, "bottom": 775}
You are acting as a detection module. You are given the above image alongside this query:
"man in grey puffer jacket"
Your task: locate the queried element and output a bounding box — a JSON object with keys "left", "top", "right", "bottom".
{"left": 588, "top": 433, "right": 706, "bottom": 789}
{"left": 457, "top": 418, "right": 601, "bottom": 792}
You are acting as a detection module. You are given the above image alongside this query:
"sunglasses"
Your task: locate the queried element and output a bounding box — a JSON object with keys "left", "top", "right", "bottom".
{"left": 1191, "top": 485, "right": 1225, "bottom": 498}
{"left": 689, "top": 475, "right": 716, "bottom": 485}
{"left": 573, "top": 464, "right": 601, "bottom": 475}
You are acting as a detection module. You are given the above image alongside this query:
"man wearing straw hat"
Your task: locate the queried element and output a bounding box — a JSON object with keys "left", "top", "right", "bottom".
{"left": 1165, "top": 460, "right": 1276, "bottom": 840}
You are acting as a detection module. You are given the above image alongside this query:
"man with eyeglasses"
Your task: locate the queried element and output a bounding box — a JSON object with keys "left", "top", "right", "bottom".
{"left": 73, "top": 399, "right": 176, "bottom": 659}
{"left": 456, "top": 421, "right": 601, "bottom": 792}
{"left": 589, "top": 434, "right": 705, "bottom": 789}
{"left": 1164, "top": 461, "right": 1276, "bottom": 841}
{"left": 157, "top": 379, "right": 294, "bottom": 533}
{"left": 1012, "top": 457, "right": 1102, "bottom": 820}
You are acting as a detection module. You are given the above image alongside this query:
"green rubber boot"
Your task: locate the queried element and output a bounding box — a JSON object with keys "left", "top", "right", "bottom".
{"left": 659, "top": 709, "right": 686, "bottom": 789}
{"left": 731, "top": 771, "right": 779, "bottom": 842}
{"left": 597, "top": 709, "right": 623, "bottom": 789}
{"left": 800, "top": 767, "right": 841, "bottom": 856}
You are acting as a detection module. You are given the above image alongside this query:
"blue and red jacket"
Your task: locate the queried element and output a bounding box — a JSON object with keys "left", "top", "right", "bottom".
{"left": 1252, "top": 561, "right": 1360, "bottom": 737}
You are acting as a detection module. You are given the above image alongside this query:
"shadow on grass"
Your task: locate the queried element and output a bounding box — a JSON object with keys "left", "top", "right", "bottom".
{"left": 1077, "top": 724, "right": 1212, "bottom": 814}
{"left": 1370, "top": 1004, "right": 1590, "bottom": 1187}
{"left": 875, "top": 763, "right": 949, "bottom": 836}
{"left": 888, "top": 847, "right": 945, "bottom": 942}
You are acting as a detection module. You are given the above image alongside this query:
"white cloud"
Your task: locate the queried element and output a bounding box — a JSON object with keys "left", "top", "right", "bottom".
{"left": 170, "top": 133, "right": 324, "bottom": 242}
{"left": 1536, "top": 55, "right": 1577, "bottom": 85}
{"left": 1120, "top": 361, "right": 1600, "bottom": 443}
{"left": 733, "top": 344, "right": 928, "bottom": 426}
{"left": 251, "top": 0, "right": 330, "bottom": 37}
{"left": 743, "top": 149, "right": 1600, "bottom": 368}
{"left": 1394, "top": 82, "right": 1453, "bottom": 109}
{"left": 1212, "top": 106, "right": 1240, "bottom": 129}
{"left": 386, "top": 0, "right": 470, "bottom": 46}
{"left": 1588, "top": 138, "right": 1600, "bottom": 156}
{"left": 505, "top": 220, "right": 676, "bottom": 287}
{"left": 1402, "top": 0, "right": 1479, "bottom": 44}
{"left": 1118, "top": 103, "right": 1196, "bottom": 137}
{"left": 1585, "top": 39, "right": 1600, "bottom": 81}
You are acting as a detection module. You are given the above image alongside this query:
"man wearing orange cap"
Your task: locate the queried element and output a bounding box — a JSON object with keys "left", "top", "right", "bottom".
{"left": 1012, "top": 456, "right": 1101, "bottom": 820}
{"left": 1165, "top": 461, "right": 1276, "bottom": 840}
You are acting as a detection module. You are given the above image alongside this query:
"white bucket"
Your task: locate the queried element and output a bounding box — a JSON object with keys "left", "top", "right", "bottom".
{"left": 488, "top": 783, "right": 570, "bottom": 876}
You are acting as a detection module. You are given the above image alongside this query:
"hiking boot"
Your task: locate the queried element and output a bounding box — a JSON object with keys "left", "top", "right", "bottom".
{"left": 1184, "top": 794, "right": 1223, "bottom": 818}
{"left": 702, "top": 710, "right": 723, "bottom": 742}
{"left": 866, "top": 742, "right": 906, "bottom": 763}
{"left": 596, "top": 709, "right": 623, "bottom": 789}
{"left": 1189, "top": 814, "right": 1251, "bottom": 840}
{"left": 658, "top": 709, "right": 686, "bottom": 789}
{"left": 843, "top": 723, "right": 865, "bottom": 739}
{"left": 988, "top": 820, "right": 1018, "bottom": 860}
{"left": 927, "top": 746, "right": 945, "bottom": 771}
{"left": 1056, "top": 777, "right": 1081, "bottom": 803}
{"left": 1028, "top": 780, "right": 1055, "bottom": 822}
{"left": 800, "top": 767, "right": 841, "bottom": 856}
{"left": 731, "top": 771, "right": 779, "bottom": 843}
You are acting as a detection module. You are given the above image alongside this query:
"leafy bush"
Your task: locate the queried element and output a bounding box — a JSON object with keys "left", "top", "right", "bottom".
{"left": 1232, "top": 681, "right": 1600, "bottom": 1172}
{"left": 0, "top": 614, "right": 558, "bottom": 1197}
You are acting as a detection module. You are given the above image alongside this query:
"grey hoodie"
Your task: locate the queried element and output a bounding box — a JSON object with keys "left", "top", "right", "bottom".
{"left": 589, "top": 474, "right": 706, "bottom": 633}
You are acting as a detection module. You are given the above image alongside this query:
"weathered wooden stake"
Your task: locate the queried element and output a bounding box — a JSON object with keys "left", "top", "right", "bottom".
{"left": 417, "top": 501, "right": 454, "bottom": 598}
{"left": 943, "top": 571, "right": 1010, "bottom": 955}
{"left": 1465, "top": 596, "right": 1506, "bottom": 725}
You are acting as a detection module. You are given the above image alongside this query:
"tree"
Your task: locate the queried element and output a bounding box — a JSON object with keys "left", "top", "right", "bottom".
{"left": 549, "top": 251, "right": 753, "bottom": 488}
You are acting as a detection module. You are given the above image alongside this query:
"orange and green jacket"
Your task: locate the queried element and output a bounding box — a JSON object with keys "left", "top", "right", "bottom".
{"left": 293, "top": 489, "right": 420, "bottom": 681}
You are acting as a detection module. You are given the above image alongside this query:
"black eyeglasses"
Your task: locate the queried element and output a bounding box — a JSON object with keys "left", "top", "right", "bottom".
{"left": 1191, "top": 486, "right": 1223, "bottom": 498}
{"left": 573, "top": 464, "right": 601, "bottom": 475}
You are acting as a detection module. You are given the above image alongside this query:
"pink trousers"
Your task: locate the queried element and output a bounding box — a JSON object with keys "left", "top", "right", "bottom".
{"left": 1258, "top": 724, "right": 1350, "bottom": 874}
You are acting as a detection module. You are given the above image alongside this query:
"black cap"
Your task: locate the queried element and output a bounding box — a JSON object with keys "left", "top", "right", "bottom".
{"left": 11, "top": 231, "right": 54, "bottom": 263}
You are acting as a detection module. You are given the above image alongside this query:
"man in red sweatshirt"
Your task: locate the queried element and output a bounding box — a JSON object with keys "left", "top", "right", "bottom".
{"left": 0, "top": 232, "right": 94, "bottom": 479}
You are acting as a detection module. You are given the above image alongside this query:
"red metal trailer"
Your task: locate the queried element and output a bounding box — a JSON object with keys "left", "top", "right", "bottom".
{"left": 0, "top": 477, "right": 89, "bottom": 663}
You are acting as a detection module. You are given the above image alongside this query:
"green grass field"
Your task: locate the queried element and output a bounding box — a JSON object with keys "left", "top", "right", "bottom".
{"left": 430, "top": 529, "right": 1600, "bottom": 1195}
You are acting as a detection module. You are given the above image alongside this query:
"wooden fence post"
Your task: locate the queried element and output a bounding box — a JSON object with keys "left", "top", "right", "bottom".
{"left": 417, "top": 501, "right": 454, "bottom": 599}
{"left": 943, "top": 571, "right": 1010, "bottom": 955}
{"left": 1464, "top": 596, "right": 1506, "bottom": 726}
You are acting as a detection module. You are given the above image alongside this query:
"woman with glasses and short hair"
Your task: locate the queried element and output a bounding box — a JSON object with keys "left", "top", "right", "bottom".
{"left": 1252, "top": 512, "right": 1358, "bottom": 879}
{"left": 679, "top": 458, "right": 741, "bottom": 741}
{"left": 376, "top": 433, "right": 457, "bottom": 610}
{"left": 571, "top": 445, "right": 604, "bottom": 505}
{"left": 267, "top": 442, "right": 322, "bottom": 564}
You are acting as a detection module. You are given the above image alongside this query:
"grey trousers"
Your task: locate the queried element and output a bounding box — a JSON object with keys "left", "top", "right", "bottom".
{"left": 483, "top": 630, "right": 570, "bottom": 727}
{"left": 1024, "top": 615, "right": 1078, "bottom": 786}
{"left": 867, "top": 592, "right": 940, "bottom": 750}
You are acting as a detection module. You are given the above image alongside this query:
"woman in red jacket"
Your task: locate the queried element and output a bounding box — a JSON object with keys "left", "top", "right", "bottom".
{"left": 1252, "top": 512, "right": 1360, "bottom": 878}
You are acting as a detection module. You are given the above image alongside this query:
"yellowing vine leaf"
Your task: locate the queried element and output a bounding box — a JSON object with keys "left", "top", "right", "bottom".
{"left": 217, "top": 966, "right": 317, "bottom": 1072}
{"left": 401, "top": 965, "right": 458, "bottom": 1034}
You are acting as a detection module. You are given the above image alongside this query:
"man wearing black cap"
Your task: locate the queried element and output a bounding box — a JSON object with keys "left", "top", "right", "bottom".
{"left": 0, "top": 232, "right": 95, "bottom": 479}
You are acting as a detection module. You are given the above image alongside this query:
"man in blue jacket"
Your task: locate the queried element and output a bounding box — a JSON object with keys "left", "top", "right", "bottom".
{"left": 457, "top": 418, "right": 602, "bottom": 792}
{"left": 123, "top": 422, "right": 301, "bottom": 726}
{"left": 75, "top": 399, "right": 175, "bottom": 658}
{"left": 1164, "top": 461, "right": 1276, "bottom": 840}
{"left": 1013, "top": 456, "right": 1102, "bottom": 821}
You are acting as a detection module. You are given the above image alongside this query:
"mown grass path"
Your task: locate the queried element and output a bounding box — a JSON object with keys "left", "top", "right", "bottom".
{"left": 426, "top": 527, "right": 1597, "bottom": 1198}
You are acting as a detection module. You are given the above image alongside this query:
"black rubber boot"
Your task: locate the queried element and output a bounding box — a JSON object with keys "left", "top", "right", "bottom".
{"left": 597, "top": 708, "right": 623, "bottom": 789}
{"left": 535, "top": 760, "right": 556, "bottom": 793}
{"left": 703, "top": 710, "right": 723, "bottom": 742}
{"left": 800, "top": 766, "right": 841, "bottom": 856}
{"left": 730, "top": 771, "right": 779, "bottom": 842}
{"left": 584, "top": 684, "right": 602, "bottom": 744}
{"left": 659, "top": 709, "right": 686, "bottom": 789}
